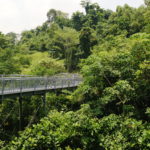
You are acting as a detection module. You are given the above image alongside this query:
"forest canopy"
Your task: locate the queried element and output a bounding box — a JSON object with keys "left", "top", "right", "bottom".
{"left": 0, "top": 0, "right": 150, "bottom": 149}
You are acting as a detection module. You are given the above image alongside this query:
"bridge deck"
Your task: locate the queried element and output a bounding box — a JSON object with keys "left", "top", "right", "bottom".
{"left": 0, "top": 74, "right": 82, "bottom": 97}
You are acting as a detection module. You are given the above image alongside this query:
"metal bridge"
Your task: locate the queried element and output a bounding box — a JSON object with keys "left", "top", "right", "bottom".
{"left": 0, "top": 73, "right": 82, "bottom": 130}
{"left": 0, "top": 73, "right": 82, "bottom": 98}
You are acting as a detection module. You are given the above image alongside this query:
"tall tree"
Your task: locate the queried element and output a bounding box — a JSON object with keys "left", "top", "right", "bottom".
{"left": 0, "top": 32, "right": 8, "bottom": 49}
{"left": 145, "top": 0, "right": 150, "bottom": 6}
{"left": 80, "top": 0, "right": 91, "bottom": 14}
{"left": 71, "top": 12, "right": 85, "bottom": 31}
{"left": 79, "top": 27, "right": 97, "bottom": 58}
{"left": 6, "top": 32, "right": 18, "bottom": 46}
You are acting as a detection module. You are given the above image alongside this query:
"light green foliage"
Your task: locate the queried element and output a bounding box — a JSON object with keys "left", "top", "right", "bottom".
{"left": 0, "top": 48, "right": 20, "bottom": 74}
{"left": 80, "top": 0, "right": 111, "bottom": 30}
{"left": 144, "top": 0, "right": 150, "bottom": 33}
{"left": 3, "top": 105, "right": 150, "bottom": 150}
{"left": 97, "top": 4, "right": 149, "bottom": 38}
{"left": 21, "top": 52, "right": 65, "bottom": 76}
{"left": 75, "top": 33, "right": 150, "bottom": 117}
{"left": 46, "top": 9, "right": 72, "bottom": 29}
{"left": 0, "top": 32, "right": 9, "bottom": 49}
{"left": 6, "top": 32, "right": 18, "bottom": 46}
{"left": 48, "top": 27, "right": 80, "bottom": 72}
{"left": 47, "top": 9, "right": 68, "bottom": 24}
{"left": 19, "top": 24, "right": 80, "bottom": 72}
{"left": 101, "top": 80, "right": 134, "bottom": 105}
{"left": 145, "top": 0, "right": 150, "bottom": 6}
{"left": 0, "top": 140, "right": 4, "bottom": 149}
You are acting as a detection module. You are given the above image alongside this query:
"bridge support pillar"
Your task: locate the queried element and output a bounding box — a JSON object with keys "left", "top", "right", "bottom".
{"left": 0, "top": 96, "right": 3, "bottom": 104}
{"left": 55, "top": 89, "right": 61, "bottom": 96}
{"left": 18, "top": 96, "right": 23, "bottom": 130}
{"left": 42, "top": 93, "right": 46, "bottom": 115}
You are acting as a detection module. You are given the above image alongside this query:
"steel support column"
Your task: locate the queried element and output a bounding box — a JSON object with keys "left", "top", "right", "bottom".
{"left": 42, "top": 93, "right": 46, "bottom": 115}
{"left": 18, "top": 96, "right": 23, "bottom": 130}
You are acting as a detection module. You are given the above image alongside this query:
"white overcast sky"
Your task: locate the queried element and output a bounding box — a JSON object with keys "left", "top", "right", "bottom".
{"left": 0, "top": 0, "right": 144, "bottom": 34}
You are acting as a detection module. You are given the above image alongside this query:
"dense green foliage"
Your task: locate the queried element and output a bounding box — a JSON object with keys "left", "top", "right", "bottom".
{"left": 0, "top": 0, "right": 150, "bottom": 149}
{"left": 3, "top": 105, "right": 150, "bottom": 150}
{"left": 74, "top": 33, "right": 150, "bottom": 118}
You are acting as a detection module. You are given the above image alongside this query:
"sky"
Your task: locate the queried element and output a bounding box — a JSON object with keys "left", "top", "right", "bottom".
{"left": 0, "top": 0, "right": 144, "bottom": 34}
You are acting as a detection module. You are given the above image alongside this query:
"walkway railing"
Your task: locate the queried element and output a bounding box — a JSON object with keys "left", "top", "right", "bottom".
{"left": 0, "top": 73, "right": 82, "bottom": 96}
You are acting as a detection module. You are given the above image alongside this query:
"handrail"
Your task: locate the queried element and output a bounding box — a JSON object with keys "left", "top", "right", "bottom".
{"left": 0, "top": 73, "right": 82, "bottom": 96}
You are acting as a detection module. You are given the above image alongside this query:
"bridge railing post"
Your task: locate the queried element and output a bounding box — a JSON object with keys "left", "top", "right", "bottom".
{"left": 45, "top": 77, "right": 48, "bottom": 90}
{"left": 34, "top": 78, "right": 36, "bottom": 91}
{"left": 53, "top": 79, "right": 56, "bottom": 89}
{"left": 1, "top": 75, "right": 5, "bottom": 100}
{"left": 68, "top": 79, "right": 70, "bottom": 88}
{"left": 62, "top": 79, "right": 63, "bottom": 88}
{"left": 20, "top": 76, "right": 23, "bottom": 94}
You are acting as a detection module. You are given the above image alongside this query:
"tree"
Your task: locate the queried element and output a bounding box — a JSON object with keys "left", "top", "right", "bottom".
{"left": 80, "top": 0, "right": 91, "bottom": 14}
{"left": 0, "top": 32, "right": 8, "bottom": 49}
{"left": 79, "top": 27, "right": 97, "bottom": 58}
{"left": 145, "top": 0, "right": 150, "bottom": 6}
{"left": 71, "top": 12, "right": 85, "bottom": 31}
{"left": 47, "top": 9, "right": 68, "bottom": 23}
{"left": 6, "top": 32, "right": 17, "bottom": 46}
{"left": 80, "top": 1, "right": 106, "bottom": 29}
{"left": 47, "top": 9, "right": 57, "bottom": 22}
{"left": 0, "top": 48, "right": 20, "bottom": 74}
